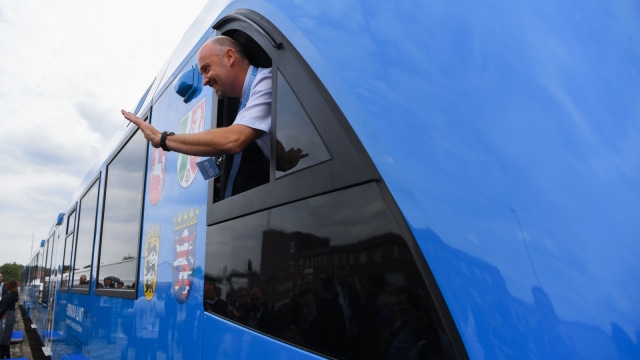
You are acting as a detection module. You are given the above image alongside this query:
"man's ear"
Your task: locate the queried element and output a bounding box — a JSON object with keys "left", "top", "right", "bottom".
{"left": 224, "top": 48, "right": 235, "bottom": 66}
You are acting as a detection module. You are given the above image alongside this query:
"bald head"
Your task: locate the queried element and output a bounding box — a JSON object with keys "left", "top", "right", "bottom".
{"left": 198, "top": 35, "right": 250, "bottom": 98}
{"left": 208, "top": 36, "right": 247, "bottom": 60}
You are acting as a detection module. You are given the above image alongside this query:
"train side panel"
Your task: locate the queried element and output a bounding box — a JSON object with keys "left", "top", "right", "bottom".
{"left": 22, "top": 0, "right": 639, "bottom": 359}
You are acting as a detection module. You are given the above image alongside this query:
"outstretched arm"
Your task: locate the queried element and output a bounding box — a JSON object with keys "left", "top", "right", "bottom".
{"left": 121, "top": 109, "right": 262, "bottom": 157}
{"left": 121, "top": 110, "right": 162, "bottom": 147}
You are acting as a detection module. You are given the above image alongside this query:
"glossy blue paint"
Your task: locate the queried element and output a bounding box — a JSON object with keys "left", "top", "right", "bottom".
{"left": 24, "top": 0, "right": 639, "bottom": 358}
{"left": 246, "top": 0, "right": 639, "bottom": 358}
{"left": 203, "top": 314, "right": 326, "bottom": 359}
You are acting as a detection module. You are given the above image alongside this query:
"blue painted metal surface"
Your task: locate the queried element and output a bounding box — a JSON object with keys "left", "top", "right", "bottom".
{"left": 203, "top": 313, "right": 326, "bottom": 359}
{"left": 23, "top": 0, "right": 639, "bottom": 359}
{"left": 245, "top": 0, "right": 640, "bottom": 357}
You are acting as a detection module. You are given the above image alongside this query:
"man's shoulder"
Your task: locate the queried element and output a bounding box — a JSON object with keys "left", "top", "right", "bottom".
{"left": 256, "top": 67, "right": 272, "bottom": 77}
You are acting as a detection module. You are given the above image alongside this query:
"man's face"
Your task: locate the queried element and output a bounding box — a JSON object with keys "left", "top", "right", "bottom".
{"left": 79, "top": 276, "right": 87, "bottom": 284}
{"left": 198, "top": 42, "right": 233, "bottom": 99}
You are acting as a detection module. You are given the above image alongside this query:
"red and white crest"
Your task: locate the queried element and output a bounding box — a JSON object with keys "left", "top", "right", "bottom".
{"left": 176, "top": 98, "right": 206, "bottom": 188}
{"left": 172, "top": 207, "right": 199, "bottom": 303}
{"left": 148, "top": 147, "right": 167, "bottom": 205}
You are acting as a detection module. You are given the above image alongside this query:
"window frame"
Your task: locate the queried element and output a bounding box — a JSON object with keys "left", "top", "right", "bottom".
{"left": 60, "top": 206, "right": 77, "bottom": 292}
{"left": 38, "top": 234, "right": 53, "bottom": 306}
{"left": 208, "top": 10, "right": 379, "bottom": 226}
{"left": 70, "top": 177, "right": 101, "bottom": 295}
{"left": 95, "top": 129, "right": 148, "bottom": 299}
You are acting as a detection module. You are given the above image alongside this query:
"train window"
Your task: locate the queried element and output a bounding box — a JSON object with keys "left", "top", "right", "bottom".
{"left": 96, "top": 130, "right": 146, "bottom": 297}
{"left": 66, "top": 208, "right": 76, "bottom": 234}
{"left": 274, "top": 71, "right": 331, "bottom": 178}
{"left": 61, "top": 208, "right": 76, "bottom": 291}
{"left": 208, "top": 19, "right": 376, "bottom": 225}
{"left": 210, "top": 79, "right": 270, "bottom": 201}
{"left": 71, "top": 179, "right": 100, "bottom": 294}
{"left": 40, "top": 235, "right": 52, "bottom": 305}
{"left": 205, "top": 184, "right": 453, "bottom": 359}
{"left": 30, "top": 254, "right": 39, "bottom": 290}
{"left": 218, "top": 96, "right": 270, "bottom": 198}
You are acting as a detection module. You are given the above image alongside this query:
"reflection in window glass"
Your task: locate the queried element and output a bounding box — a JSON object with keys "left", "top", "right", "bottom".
{"left": 205, "top": 183, "right": 452, "bottom": 359}
{"left": 41, "top": 237, "right": 52, "bottom": 305}
{"left": 275, "top": 71, "right": 331, "bottom": 178}
{"left": 97, "top": 130, "right": 146, "bottom": 290}
{"left": 73, "top": 180, "right": 99, "bottom": 289}
{"left": 61, "top": 210, "right": 75, "bottom": 290}
{"left": 30, "top": 254, "right": 39, "bottom": 290}
{"left": 61, "top": 233, "right": 74, "bottom": 290}
{"left": 66, "top": 209, "right": 75, "bottom": 235}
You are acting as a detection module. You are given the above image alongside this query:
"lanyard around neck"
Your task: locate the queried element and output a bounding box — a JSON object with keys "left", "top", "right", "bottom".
{"left": 239, "top": 66, "right": 259, "bottom": 111}
{"left": 223, "top": 66, "right": 259, "bottom": 198}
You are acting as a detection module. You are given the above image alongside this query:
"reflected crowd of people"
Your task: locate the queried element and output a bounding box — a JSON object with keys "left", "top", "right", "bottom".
{"left": 69, "top": 275, "right": 135, "bottom": 289}
{"left": 96, "top": 277, "right": 134, "bottom": 289}
{"left": 204, "top": 269, "right": 453, "bottom": 360}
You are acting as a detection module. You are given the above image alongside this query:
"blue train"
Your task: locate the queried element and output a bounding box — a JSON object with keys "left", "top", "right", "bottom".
{"left": 21, "top": 0, "right": 639, "bottom": 359}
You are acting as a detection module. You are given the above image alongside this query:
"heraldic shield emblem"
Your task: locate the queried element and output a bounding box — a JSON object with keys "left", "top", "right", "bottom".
{"left": 173, "top": 207, "right": 199, "bottom": 303}
{"left": 148, "top": 147, "right": 167, "bottom": 206}
{"left": 144, "top": 225, "right": 160, "bottom": 300}
{"left": 177, "top": 98, "right": 205, "bottom": 188}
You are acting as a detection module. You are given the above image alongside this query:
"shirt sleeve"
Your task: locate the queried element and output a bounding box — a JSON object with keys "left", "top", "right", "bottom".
{"left": 233, "top": 67, "right": 272, "bottom": 133}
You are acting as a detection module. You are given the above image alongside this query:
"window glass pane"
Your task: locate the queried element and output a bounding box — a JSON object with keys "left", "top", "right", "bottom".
{"left": 61, "top": 210, "right": 75, "bottom": 291}
{"left": 66, "top": 209, "right": 76, "bottom": 235}
{"left": 205, "top": 183, "right": 451, "bottom": 359}
{"left": 275, "top": 71, "right": 331, "bottom": 178}
{"left": 72, "top": 180, "right": 99, "bottom": 289}
{"left": 41, "top": 237, "right": 51, "bottom": 304}
{"left": 97, "top": 130, "right": 146, "bottom": 290}
{"left": 46, "top": 235, "right": 55, "bottom": 300}
{"left": 60, "top": 234, "right": 73, "bottom": 291}
{"left": 31, "top": 254, "right": 38, "bottom": 289}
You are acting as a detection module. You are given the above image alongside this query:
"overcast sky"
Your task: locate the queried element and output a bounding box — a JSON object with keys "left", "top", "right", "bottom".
{"left": 0, "top": 1, "right": 208, "bottom": 268}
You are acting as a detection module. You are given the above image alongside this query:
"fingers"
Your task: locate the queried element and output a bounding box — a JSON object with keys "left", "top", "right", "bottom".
{"left": 286, "top": 148, "right": 308, "bottom": 159}
{"left": 121, "top": 109, "right": 142, "bottom": 124}
{"left": 121, "top": 109, "right": 160, "bottom": 147}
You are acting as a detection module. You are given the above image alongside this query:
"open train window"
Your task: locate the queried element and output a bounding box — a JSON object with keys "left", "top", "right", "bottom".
{"left": 208, "top": 11, "right": 376, "bottom": 225}
{"left": 207, "top": 27, "right": 273, "bottom": 204}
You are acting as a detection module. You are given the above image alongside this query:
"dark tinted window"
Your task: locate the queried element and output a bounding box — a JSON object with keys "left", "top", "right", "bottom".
{"left": 205, "top": 183, "right": 451, "bottom": 359}
{"left": 275, "top": 70, "right": 330, "bottom": 178}
{"left": 72, "top": 179, "right": 99, "bottom": 293}
{"left": 97, "top": 130, "right": 146, "bottom": 295}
